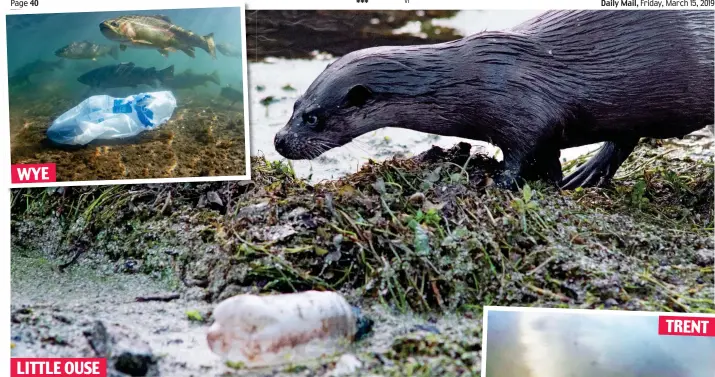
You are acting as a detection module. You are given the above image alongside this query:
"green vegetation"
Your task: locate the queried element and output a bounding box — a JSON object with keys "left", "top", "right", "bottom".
{"left": 186, "top": 310, "right": 204, "bottom": 323}
{"left": 10, "top": 141, "right": 714, "bottom": 376}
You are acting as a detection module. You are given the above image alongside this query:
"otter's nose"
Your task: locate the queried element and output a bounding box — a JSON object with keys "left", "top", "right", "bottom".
{"left": 274, "top": 129, "right": 289, "bottom": 154}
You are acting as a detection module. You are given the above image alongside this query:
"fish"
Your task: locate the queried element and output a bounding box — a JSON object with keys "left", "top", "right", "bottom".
{"left": 99, "top": 15, "right": 216, "bottom": 59}
{"left": 12, "top": 59, "right": 66, "bottom": 77}
{"left": 55, "top": 41, "right": 120, "bottom": 61}
{"left": 220, "top": 84, "right": 243, "bottom": 105}
{"left": 216, "top": 42, "right": 241, "bottom": 58}
{"left": 8, "top": 59, "right": 66, "bottom": 86}
{"left": 77, "top": 62, "right": 174, "bottom": 89}
{"left": 165, "top": 69, "right": 220, "bottom": 89}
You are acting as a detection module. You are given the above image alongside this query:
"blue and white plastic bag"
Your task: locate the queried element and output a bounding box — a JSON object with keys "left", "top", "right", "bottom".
{"left": 47, "top": 91, "right": 177, "bottom": 146}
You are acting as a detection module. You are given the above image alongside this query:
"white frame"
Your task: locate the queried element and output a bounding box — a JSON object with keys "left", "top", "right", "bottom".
{"left": 2, "top": 0, "right": 252, "bottom": 188}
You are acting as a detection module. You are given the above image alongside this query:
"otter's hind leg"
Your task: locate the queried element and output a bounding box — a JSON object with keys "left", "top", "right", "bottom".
{"left": 561, "top": 139, "right": 639, "bottom": 190}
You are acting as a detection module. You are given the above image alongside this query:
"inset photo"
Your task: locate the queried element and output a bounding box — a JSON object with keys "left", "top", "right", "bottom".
{"left": 483, "top": 307, "right": 715, "bottom": 377}
{"left": 5, "top": 5, "right": 250, "bottom": 187}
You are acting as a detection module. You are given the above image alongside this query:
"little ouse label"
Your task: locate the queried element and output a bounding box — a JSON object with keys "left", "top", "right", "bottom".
{"left": 11, "top": 358, "right": 107, "bottom": 377}
{"left": 658, "top": 316, "right": 715, "bottom": 337}
{"left": 11, "top": 163, "right": 57, "bottom": 184}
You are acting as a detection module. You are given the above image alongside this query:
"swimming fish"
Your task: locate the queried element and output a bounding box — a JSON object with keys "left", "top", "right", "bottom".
{"left": 77, "top": 62, "right": 174, "bottom": 89}
{"left": 55, "top": 41, "right": 120, "bottom": 61}
{"left": 8, "top": 59, "right": 66, "bottom": 86}
{"left": 216, "top": 42, "right": 241, "bottom": 58}
{"left": 99, "top": 14, "right": 216, "bottom": 59}
{"left": 12, "top": 59, "right": 65, "bottom": 77}
{"left": 165, "top": 69, "right": 220, "bottom": 89}
{"left": 220, "top": 84, "right": 243, "bottom": 105}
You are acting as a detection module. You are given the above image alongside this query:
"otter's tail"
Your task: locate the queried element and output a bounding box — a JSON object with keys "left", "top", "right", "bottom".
{"left": 561, "top": 140, "right": 639, "bottom": 190}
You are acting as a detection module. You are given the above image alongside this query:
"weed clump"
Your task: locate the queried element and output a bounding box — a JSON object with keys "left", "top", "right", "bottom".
{"left": 186, "top": 310, "right": 204, "bottom": 323}
{"left": 10, "top": 140, "right": 714, "bottom": 377}
{"left": 11, "top": 141, "right": 714, "bottom": 315}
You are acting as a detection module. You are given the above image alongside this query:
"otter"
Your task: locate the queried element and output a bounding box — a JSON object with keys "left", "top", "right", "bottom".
{"left": 273, "top": 10, "right": 714, "bottom": 189}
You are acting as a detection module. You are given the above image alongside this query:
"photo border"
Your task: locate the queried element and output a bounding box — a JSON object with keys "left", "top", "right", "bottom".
{"left": 2, "top": 0, "right": 252, "bottom": 188}
{"left": 3, "top": 2, "right": 713, "bottom": 376}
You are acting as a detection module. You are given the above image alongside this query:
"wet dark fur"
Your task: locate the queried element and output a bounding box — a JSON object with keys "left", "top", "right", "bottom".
{"left": 275, "top": 10, "right": 714, "bottom": 188}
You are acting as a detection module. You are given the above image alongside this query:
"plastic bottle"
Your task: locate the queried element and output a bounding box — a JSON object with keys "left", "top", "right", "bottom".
{"left": 46, "top": 91, "right": 177, "bottom": 146}
{"left": 206, "top": 290, "right": 373, "bottom": 368}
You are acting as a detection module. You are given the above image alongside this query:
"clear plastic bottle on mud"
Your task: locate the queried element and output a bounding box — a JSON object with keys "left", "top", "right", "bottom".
{"left": 206, "top": 290, "right": 373, "bottom": 368}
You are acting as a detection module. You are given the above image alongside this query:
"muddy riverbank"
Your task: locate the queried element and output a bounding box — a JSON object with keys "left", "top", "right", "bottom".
{"left": 11, "top": 129, "right": 714, "bottom": 376}
{"left": 12, "top": 251, "right": 479, "bottom": 377}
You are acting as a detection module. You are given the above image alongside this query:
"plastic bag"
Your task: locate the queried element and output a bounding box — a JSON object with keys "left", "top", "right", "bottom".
{"left": 46, "top": 91, "right": 177, "bottom": 146}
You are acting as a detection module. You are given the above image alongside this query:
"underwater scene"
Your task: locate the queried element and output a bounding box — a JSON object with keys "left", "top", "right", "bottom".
{"left": 6, "top": 7, "right": 247, "bottom": 182}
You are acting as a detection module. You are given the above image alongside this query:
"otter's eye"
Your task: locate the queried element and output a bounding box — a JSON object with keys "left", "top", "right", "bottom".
{"left": 302, "top": 112, "right": 324, "bottom": 131}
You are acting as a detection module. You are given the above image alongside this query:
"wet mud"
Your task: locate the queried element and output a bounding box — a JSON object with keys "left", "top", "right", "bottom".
{"left": 10, "top": 129, "right": 714, "bottom": 376}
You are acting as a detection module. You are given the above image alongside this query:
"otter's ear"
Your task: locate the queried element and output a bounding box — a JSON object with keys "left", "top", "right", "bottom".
{"left": 345, "top": 85, "right": 372, "bottom": 108}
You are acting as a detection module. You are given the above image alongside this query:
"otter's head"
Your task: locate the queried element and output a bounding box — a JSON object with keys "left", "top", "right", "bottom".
{"left": 274, "top": 47, "right": 427, "bottom": 160}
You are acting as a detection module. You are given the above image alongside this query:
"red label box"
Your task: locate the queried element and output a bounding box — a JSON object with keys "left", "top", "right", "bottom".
{"left": 11, "top": 163, "right": 57, "bottom": 184}
{"left": 10, "top": 358, "right": 106, "bottom": 377}
{"left": 658, "top": 316, "right": 715, "bottom": 337}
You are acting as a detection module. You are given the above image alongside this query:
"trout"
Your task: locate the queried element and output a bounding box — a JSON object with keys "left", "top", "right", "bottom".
{"left": 220, "top": 84, "right": 243, "bottom": 105}
{"left": 165, "top": 69, "right": 221, "bottom": 89}
{"left": 99, "top": 15, "right": 216, "bottom": 59}
{"left": 55, "top": 41, "right": 120, "bottom": 61}
{"left": 216, "top": 42, "right": 242, "bottom": 58}
{"left": 77, "top": 62, "right": 174, "bottom": 89}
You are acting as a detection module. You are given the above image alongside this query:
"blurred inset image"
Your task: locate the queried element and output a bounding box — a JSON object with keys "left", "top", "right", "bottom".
{"left": 484, "top": 307, "right": 715, "bottom": 377}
